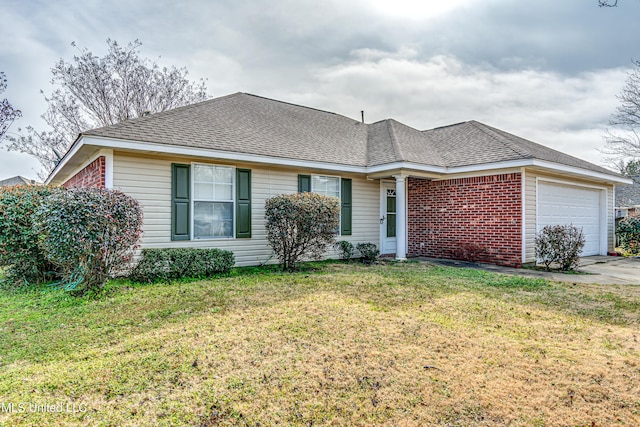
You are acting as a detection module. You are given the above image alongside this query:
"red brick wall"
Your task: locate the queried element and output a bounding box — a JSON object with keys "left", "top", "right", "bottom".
{"left": 408, "top": 173, "right": 522, "bottom": 267}
{"left": 62, "top": 156, "right": 106, "bottom": 189}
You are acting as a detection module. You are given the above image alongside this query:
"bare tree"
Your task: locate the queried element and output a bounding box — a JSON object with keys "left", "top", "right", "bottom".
{"left": 599, "top": 0, "right": 618, "bottom": 6}
{"left": 611, "top": 158, "right": 640, "bottom": 176}
{"left": 4, "top": 39, "right": 208, "bottom": 177}
{"left": 0, "top": 72, "right": 22, "bottom": 141}
{"left": 603, "top": 60, "right": 640, "bottom": 163}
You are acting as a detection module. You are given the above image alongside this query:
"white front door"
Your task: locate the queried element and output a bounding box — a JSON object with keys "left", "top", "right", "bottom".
{"left": 380, "top": 181, "right": 397, "bottom": 255}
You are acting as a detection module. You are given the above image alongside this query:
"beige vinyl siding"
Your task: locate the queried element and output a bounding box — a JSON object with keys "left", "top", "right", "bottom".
{"left": 523, "top": 170, "right": 537, "bottom": 263}
{"left": 606, "top": 183, "right": 614, "bottom": 251}
{"left": 113, "top": 152, "right": 380, "bottom": 266}
{"left": 523, "top": 169, "right": 615, "bottom": 263}
{"left": 607, "top": 182, "right": 615, "bottom": 251}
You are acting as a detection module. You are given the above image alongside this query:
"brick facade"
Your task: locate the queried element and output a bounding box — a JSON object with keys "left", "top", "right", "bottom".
{"left": 62, "top": 156, "right": 106, "bottom": 189}
{"left": 407, "top": 173, "right": 522, "bottom": 267}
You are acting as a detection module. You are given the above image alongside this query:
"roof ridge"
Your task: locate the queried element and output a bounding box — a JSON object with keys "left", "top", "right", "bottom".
{"left": 369, "top": 118, "right": 393, "bottom": 125}
{"left": 389, "top": 118, "right": 448, "bottom": 166}
{"left": 385, "top": 119, "right": 403, "bottom": 161}
{"left": 241, "top": 92, "right": 361, "bottom": 123}
{"left": 83, "top": 92, "right": 245, "bottom": 135}
{"left": 422, "top": 121, "right": 470, "bottom": 132}
{"left": 469, "top": 121, "right": 530, "bottom": 159}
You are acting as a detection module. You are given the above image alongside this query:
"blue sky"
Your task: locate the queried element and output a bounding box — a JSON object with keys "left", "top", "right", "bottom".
{"left": 1, "top": 0, "right": 639, "bottom": 180}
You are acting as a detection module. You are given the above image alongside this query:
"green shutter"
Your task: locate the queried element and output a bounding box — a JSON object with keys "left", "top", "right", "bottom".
{"left": 340, "top": 178, "right": 352, "bottom": 235}
{"left": 298, "top": 174, "right": 311, "bottom": 192}
{"left": 171, "top": 163, "right": 190, "bottom": 241}
{"left": 236, "top": 168, "right": 252, "bottom": 238}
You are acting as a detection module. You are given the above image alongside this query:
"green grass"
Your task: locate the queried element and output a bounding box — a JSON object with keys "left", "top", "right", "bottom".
{"left": 0, "top": 262, "right": 638, "bottom": 426}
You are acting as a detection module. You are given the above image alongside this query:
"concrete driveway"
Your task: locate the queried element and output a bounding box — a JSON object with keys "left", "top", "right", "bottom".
{"left": 419, "top": 255, "right": 640, "bottom": 285}
{"left": 575, "top": 256, "right": 640, "bottom": 284}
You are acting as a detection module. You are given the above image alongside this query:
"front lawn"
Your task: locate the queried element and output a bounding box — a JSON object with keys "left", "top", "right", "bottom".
{"left": 0, "top": 262, "right": 638, "bottom": 426}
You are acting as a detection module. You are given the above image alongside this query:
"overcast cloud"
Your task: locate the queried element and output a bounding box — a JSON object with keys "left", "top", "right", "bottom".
{"left": 1, "top": 0, "right": 639, "bottom": 180}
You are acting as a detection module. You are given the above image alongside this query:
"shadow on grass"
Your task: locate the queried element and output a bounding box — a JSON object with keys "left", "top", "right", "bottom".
{"left": 1, "top": 261, "right": 637, "bottom": 366}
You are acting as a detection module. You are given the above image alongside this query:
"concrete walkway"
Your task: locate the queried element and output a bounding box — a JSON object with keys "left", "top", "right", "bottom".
{"left": 417, "top": 255, "right": 640, "bottom": 285}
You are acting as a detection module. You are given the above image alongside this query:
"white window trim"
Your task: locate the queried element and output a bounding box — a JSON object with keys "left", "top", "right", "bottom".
{"left": 191, "top": 162, "right": 236, "bottom": 240}
{"left": 309, "top": 174, "right": 342, "bottom": 236}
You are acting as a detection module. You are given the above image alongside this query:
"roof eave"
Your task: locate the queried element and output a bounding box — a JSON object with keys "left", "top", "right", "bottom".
{"left": 527, "top": 159, "right": 631, "bottom": 184}
{"left": 49, "top": 135, "right": 370, "bottom": 180}
{"left": 44, "top": 133, "right": 84, "bottom": 185}
{"left": 368, "top": 159, "right": 629, "bottom": 184}
{"left": 47, "top": 136, "right": 631, "bottom": 186}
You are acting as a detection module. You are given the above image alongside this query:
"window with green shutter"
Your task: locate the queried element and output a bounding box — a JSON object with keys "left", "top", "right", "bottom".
{"left": 340, "top": 178, "right": 352, "bottom": 235}
{"left": 171, "top": 163, "right": 251, "bottom": 240}
{"left": 298, "top": 174, "right": 352, "bottom": 236}
{"left": 193, "top": 164, "right": 234, "bottom": 238}
{"left": 171, "top": 163, "right": 191, "bottom": 241}
{"left": 236, "top": 168, "right": 251, "bottom": 238}
{"left": 298, "top": 174, "right": 311, "bottom": 192}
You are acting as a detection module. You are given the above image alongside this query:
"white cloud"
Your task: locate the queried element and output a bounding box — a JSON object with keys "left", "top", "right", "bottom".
{"left": 287, "top": 49, "right": 628, "bottom": 167}
{"left": 2, "top": 0, "right": 639, "bottom": 179}
{"left": 365, "top": 0, "right": 474, "bottom": 21}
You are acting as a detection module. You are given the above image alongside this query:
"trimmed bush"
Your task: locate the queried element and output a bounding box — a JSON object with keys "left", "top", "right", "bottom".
{"left": 34, "top": 188, "right": 143, "bottom": 293}
{"left": 130, "top": 248, "right": 235, "bottom": 283}
{"left": 265, "top": 192, "right": 340, "bottom": 271}
{"left": 0, "top": 185, "right": 62, "bottom": 287}
{"left": 335, "top": 240, "right": 354, "bottom": 261}
{"left": 535, "top": 224, "right": 585, "bottom": 272}
{"left": 617, "top": 215, "right": 640, "bottom": 255}
{"left": 356, "top": 242, "right": 379, "bottom": 264}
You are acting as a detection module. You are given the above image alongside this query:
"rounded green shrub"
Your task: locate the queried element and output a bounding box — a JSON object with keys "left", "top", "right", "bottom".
{"left": 356, "top": 242, "right": 379, "bottom": 264}
{"left": 0, "top": 184, "right": 62, "bottom": 287}
{"left": 617, "top": 215, "right": 640, "bottom": 255}
{"left": 335, "top": 240, "right": 355, "bottom": 261}
{"left": 130, "top": 248, "right": 235, "bottom": 283}
{"left": 34, "top": 188, "right": 143, "bottom": 293}
{"left": 265, "top": 192, "right": 340, "bottom": 271}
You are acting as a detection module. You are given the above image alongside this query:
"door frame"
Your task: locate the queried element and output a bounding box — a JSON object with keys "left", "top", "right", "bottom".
{"left": 380, "top": 180, "right": 397, "bottom": 255}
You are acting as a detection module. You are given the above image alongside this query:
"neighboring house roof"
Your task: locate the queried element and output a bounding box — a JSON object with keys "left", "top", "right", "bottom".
{"left": 52, "top": 92, "right": 626, "bottom": 183}
{"left": 0, "top": 175, "right": 35, "bottom": 187}
{"left": 616, "top": 176, "right": 640, "bottom": 207}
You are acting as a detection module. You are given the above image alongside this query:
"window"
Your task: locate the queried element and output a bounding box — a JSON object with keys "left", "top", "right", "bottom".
{"left": 298, "top": 174, "right": 352, "bottom": 236}
{"left": 193, "top": 164, "right": 234, "bottom": 239}
{"left": 386, "top": 189, "right": 396, "bottom": 238}
{"left": 171, "top": 163, "right": 251, "bottom": 241}
{"left": 311, "top": 175, "right": 340, "bottom": 198}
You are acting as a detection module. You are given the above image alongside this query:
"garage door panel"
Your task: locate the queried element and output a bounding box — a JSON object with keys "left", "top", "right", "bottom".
{"left": 537, "top": 182, "right": 602, "bottom": 256}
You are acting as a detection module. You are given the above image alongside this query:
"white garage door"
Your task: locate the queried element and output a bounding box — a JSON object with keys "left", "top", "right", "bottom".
{"left": 537, "top": 182, "right": 602, "bottom": 256}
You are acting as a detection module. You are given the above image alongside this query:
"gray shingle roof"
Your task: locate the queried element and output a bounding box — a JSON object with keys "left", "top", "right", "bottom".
{"left": 366, "top": 119, "right": 446, "bottom": 167}
{"left": 422, "top": 121, "right": 616, "bottom": 175}
{"left": 0, "top": 175, "right": 35, "bottom": 187}
{"left": 616, "top": 177, "right": 640, "bottom": 207}
{"left": 85, "top": 93, "right": 369, "bottom": 167}
{"left": 82, "top": 92, "right": 618, "bottom": 175}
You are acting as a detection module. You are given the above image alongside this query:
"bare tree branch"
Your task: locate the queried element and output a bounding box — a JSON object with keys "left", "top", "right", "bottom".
{"left": 599, "top": 0, "right": 618, "bottom": 7}
{"left": 602, "top": 60, "right": 640, "bottom": 166}
{"left": 0, "top": 72, "right": 22, "bottom": 141}
{"left": 3, "top": 39, "right": 209, "bottom": 176}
